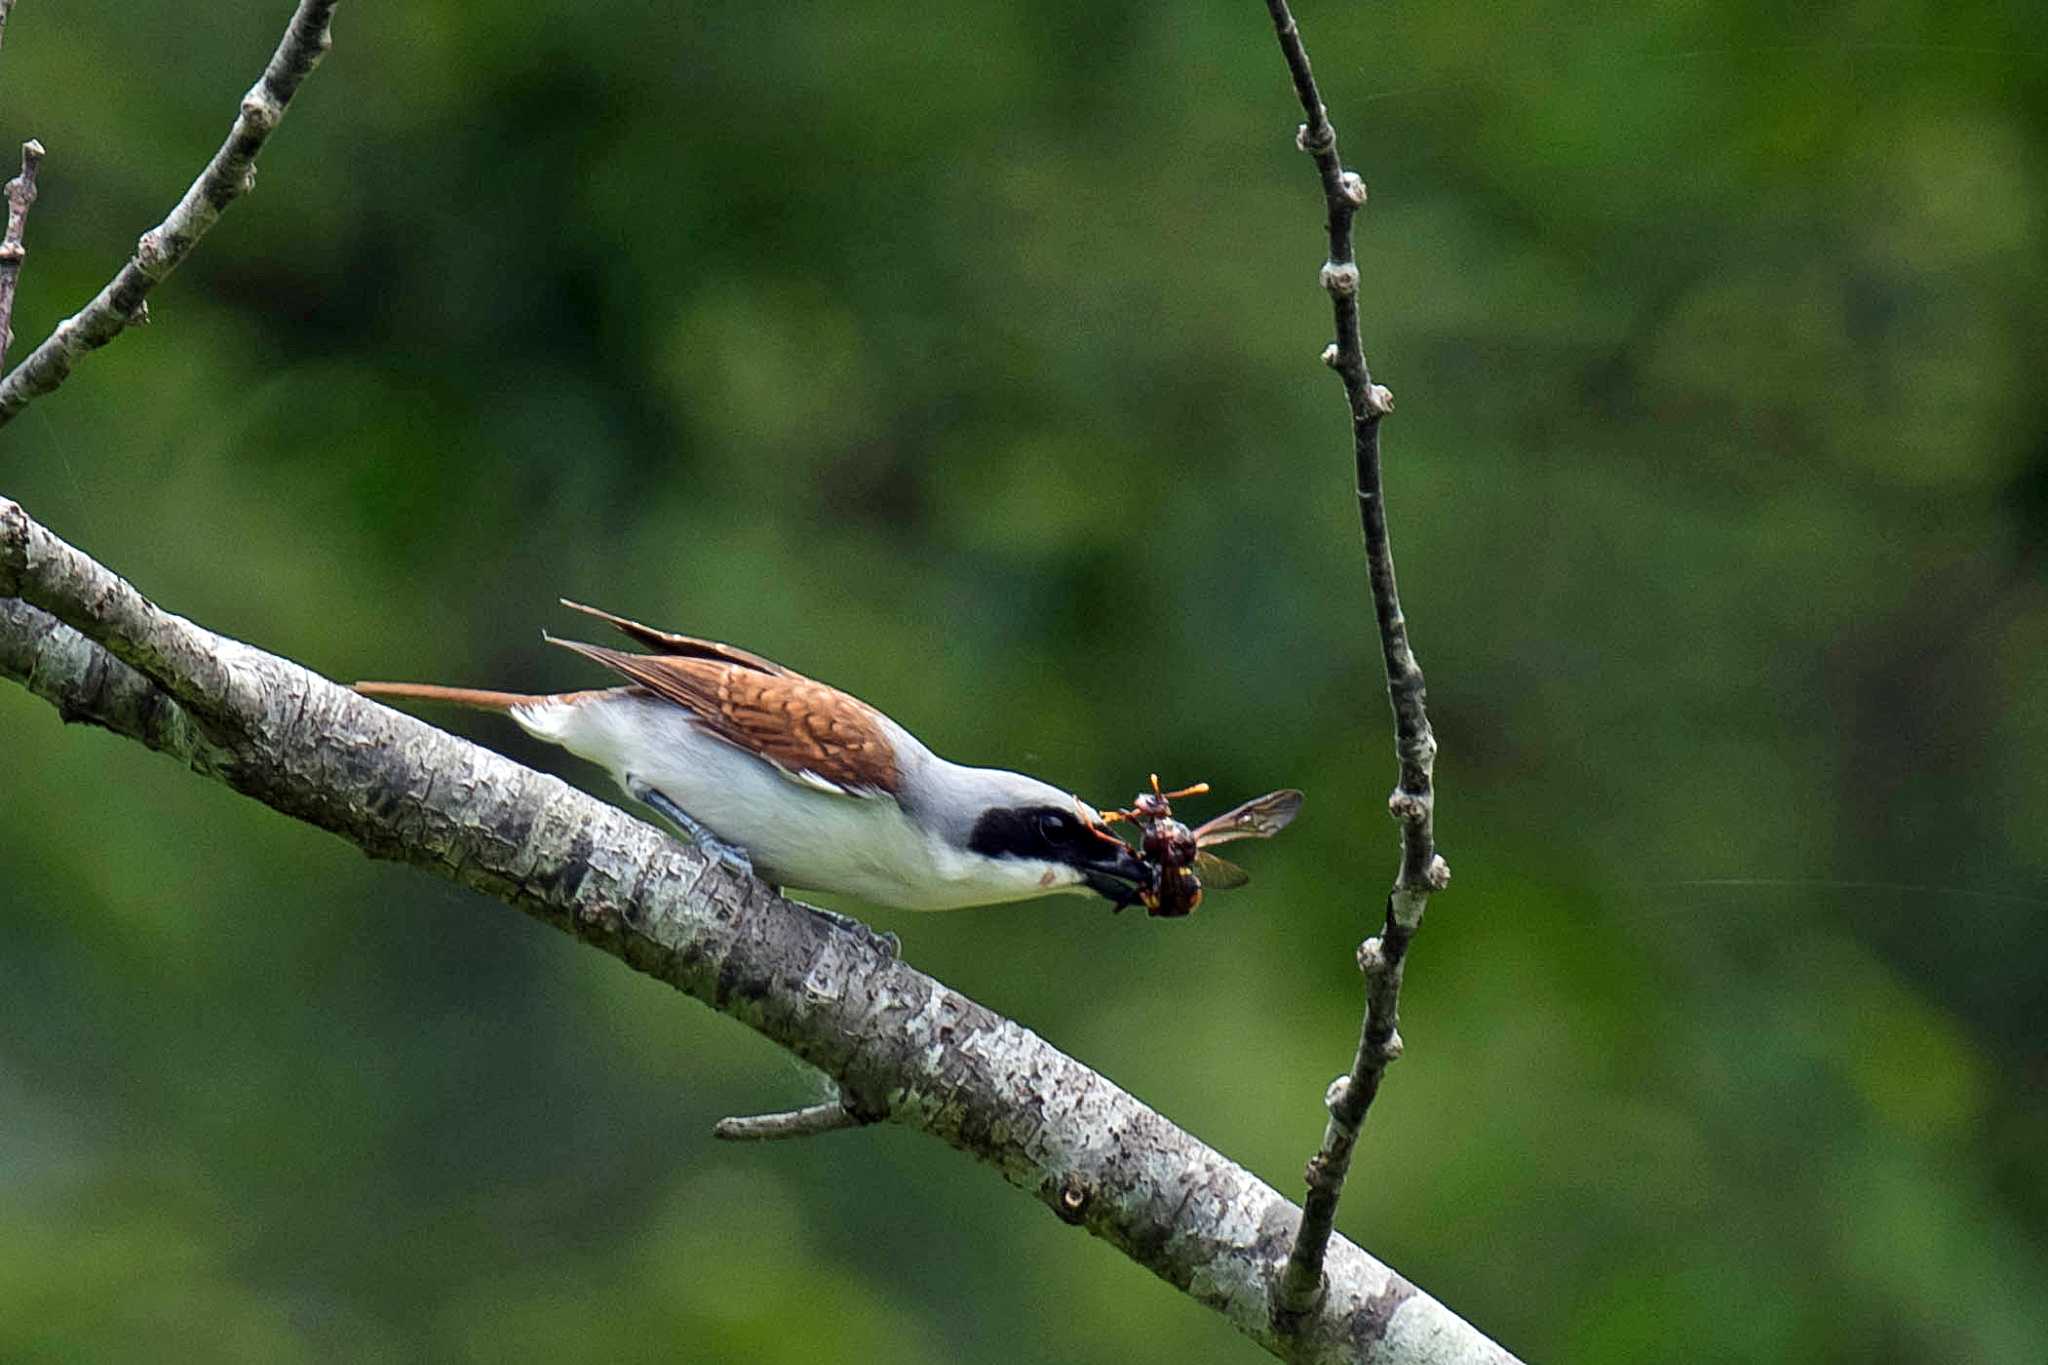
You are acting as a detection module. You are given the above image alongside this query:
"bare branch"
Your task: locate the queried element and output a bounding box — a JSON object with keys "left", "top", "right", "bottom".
{"left": 1260, "top": 0, "right": 1450, "bottom": 1327}
{"left": 0, "top": 138, "right": 44, "bottom": 369}
{"left": 714, "top": 1099, "right": 871, "bottom": 1142}
{"left": 0, "top": 495, "right": 1513, "bottom": 1365}
{"left": 0, "top": 0, "right": 339, "bottom": 429}
{"left": 0, "top": 2, "right": 16, "bottom": 58}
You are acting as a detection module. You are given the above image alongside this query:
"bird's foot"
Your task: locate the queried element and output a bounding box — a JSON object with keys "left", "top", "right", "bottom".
{"left": 630, "top": 782, "right": 757, "bottom": 880}
{"left": 626, "top": 781, "right": 895, "bottom": 958}
{"left": 805, "top": 905, "right": 901, "bottom": 961}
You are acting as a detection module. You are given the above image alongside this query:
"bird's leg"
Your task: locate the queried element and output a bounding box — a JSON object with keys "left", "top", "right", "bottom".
{"left": 627, "top": 781, "right": 900, "bottom": 961}
{"left": 629, "top": 781, "right": 756, "bottom": 879}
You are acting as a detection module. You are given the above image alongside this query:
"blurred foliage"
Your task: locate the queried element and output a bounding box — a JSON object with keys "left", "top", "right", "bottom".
{"left": 2, "top": 0, "right": 2045, "bottom": 1360}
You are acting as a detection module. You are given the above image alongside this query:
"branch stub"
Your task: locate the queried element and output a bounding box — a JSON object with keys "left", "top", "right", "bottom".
{"left": 1055, "top": 1174, "right": 1092, "bottom": 1225}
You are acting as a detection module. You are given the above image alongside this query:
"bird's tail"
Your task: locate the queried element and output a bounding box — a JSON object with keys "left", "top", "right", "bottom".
{"left": 353, "top": 680, "right": 547, "bottom": 712}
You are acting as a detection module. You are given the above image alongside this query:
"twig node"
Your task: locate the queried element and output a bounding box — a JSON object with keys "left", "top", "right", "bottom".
{"left": 1339, "top": 171, "right": 1367, "bottom": 206}
{"left": 1295, "top": 118, "right": 1335, "bottom": 155}
{"left": 239, "top": 89, "right": 285, "bottom": 131}
{"left": 1387, "top": 788, "right": 1428, "bottom": 823}
{"left": 135, "top": 231, "right": 171, "bottom": 272}
{"left": 1319, "top": 261, "right": 1360, "bottom": 297}
{"left": 1322, "top": 1074, "right": 1351, "bottom": 1113}
{"left": 1426, "top": 854, "right": 1451, "bottom": 891}
{"left": 1356, "top": 936, "right": 1386, "bottom": 975}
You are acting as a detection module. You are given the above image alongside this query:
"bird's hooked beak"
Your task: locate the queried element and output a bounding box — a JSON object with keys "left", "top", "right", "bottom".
{"left": 1075, "top": 823, "right": 1153, "bottom": 909}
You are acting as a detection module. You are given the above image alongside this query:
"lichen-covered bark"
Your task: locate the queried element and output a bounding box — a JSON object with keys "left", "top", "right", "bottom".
{"left": 0, "top": 498, "right": 1515, "bottom": 1365}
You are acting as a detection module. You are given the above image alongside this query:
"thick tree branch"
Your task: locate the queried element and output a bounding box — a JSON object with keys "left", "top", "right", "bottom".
{"left": 0, "top": 497, "right": 1513, "bottom": 1364}
{"left": 0, "top": 138, "right": 44, "bottom": 369}
{"left": 0, "top": 0, "right": 338, "bottom": 429}
{"left": 1262, "top": 0, "right": 1451, "bottom": 1326}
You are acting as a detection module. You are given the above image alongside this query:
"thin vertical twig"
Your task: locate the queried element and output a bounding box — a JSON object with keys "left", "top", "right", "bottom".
{"left": 0, "top": 138, "right": 44, "bottom": 370}
{"left": 1261, "top": 0, "right": 1451, "bottom": 1328}
{"left": 0, "top": 1, "right": 17, "bottom": 57}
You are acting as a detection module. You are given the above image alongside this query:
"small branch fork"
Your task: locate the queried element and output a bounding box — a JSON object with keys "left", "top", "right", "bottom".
{"left": 0, "top": 0, "right": 340, "bottom": 429}
{"left": 716, "top": 1067, "right": 885, "bottom": 1143}
{"left": 0, "top": 139, "right": 44, "bottom": 370}
{"left": 1261, "top": 0, "right": 1450, "bottom": 1328}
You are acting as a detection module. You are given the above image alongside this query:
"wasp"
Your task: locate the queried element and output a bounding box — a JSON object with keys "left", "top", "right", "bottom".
{"left": 1103, "top": 775, "right": 1303, "bottom": 917}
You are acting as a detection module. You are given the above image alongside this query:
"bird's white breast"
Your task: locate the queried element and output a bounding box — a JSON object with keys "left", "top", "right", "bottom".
{"left": 510, "top": 693, "right": 1083, "bottom": 911}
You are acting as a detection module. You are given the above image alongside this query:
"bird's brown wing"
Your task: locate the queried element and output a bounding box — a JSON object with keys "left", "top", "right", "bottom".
{"left": 547, "top": 637, "right": 901, "bottom": 796}
{"left": 557, "top": 600, "right": 794, "bottom": 677}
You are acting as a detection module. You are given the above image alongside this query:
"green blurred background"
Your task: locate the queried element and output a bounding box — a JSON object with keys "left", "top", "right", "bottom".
{"left": 3, "top": 1, "right": 2044, "bottom": 1360}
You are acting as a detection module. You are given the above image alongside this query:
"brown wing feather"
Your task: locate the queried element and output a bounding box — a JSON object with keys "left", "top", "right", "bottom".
{"left": 1191, "top": 789, "right": 1305, "bottom": 846}
{"left": 557, "top": 601, "right": 793, "bottom": 677}
{"left": 547, "top": 636, "right": 900, "bottom": 795}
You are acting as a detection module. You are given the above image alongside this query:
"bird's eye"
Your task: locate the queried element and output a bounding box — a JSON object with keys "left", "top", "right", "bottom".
{"left": 1037, "top": 810, "right": 1071, "bottom": 844}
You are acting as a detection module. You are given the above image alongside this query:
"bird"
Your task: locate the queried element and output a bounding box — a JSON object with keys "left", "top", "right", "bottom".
{"left": 354, "top": 602, "right": 1154, "bottom": 916}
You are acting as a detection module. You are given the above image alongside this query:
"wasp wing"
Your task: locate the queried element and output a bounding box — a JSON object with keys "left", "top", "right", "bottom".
{"left": 1193, "top": 852, "right": 1251, "bottom": 890}
{"left": 1191, "top": 789, "right": 1304, "bottom": 846}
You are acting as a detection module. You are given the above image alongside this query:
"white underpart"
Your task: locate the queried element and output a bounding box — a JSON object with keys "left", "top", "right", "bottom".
{"left": 511, "top": 693, "right": 1089, "bottom": 911}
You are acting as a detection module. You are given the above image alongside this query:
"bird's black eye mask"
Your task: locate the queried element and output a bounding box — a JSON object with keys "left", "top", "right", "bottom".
{"left": 968, "top": 805, "right": 1092, "bottom": 861}
{"left": 969, "top": 805, "right": 1153, "bottom": 905}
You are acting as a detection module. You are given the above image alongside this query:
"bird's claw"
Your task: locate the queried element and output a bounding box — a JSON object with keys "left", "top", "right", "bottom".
{"left": 805, "top": 905, "right": 901, "bottom": 960}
